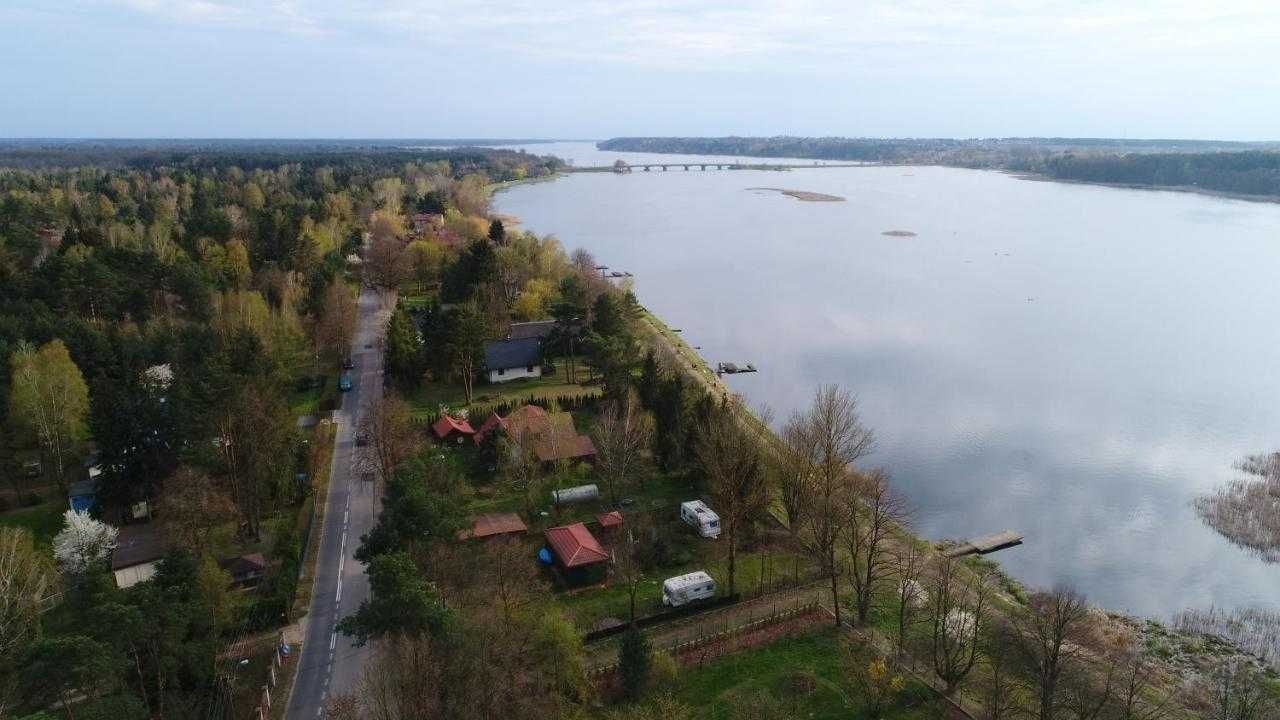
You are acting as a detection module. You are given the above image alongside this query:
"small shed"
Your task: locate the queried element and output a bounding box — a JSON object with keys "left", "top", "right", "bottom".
{"left": 220, "top": 552, "right": 268, "bottom": 587}
{"left": 596, "top": 510, "right": 624, "bottom": 533}
{"left": 544, "top": 522, "right": 610, "bottom": 585}
{"left": 111, "top": 524, "right": 167, "bottom": 589}
{"left": 432, "top": 414, "right": 475, "bottom": 442}
{"left": 68, "top": 476, "right": 98, "bottom": 513}
{"left": 458, "top": 513, "right": 528, "bottom": 541}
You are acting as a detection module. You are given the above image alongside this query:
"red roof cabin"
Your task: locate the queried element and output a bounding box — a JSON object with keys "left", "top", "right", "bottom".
{"left": 544, "top": 522, "right": 610, "bottom": 585}
{"left": 432, "top": 414, "right": 475, "bottom": 442}
{"left": 457, "top": 512, "right": 528, "bottom": 541}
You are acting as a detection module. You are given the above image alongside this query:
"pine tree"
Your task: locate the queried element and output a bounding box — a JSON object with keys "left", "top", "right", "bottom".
{"left": 618, "top": 625, "right": 651, "bottom": 701}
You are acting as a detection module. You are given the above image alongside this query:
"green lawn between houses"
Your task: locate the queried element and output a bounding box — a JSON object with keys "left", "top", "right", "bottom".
{"left": 0, "top": 500, "right": 64, "bottom": 547}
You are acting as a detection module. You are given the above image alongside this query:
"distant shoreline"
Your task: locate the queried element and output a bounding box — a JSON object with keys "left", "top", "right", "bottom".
{"left": 748, "top": 187, "right": 846, "bottom": 202}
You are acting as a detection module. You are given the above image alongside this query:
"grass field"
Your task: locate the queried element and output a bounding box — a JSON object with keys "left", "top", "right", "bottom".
{"left": 0, "top": 500, "right": 64, "bottom": 546}
{"left": 408, "top": 368, "right": 601, "bottom": 418}
{"left": 671, "top": 628, "right": 943, "bottom": 720}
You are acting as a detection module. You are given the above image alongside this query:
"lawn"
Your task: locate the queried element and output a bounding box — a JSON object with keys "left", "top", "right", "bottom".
{"left": 671, "top": 628, "right": 944, "bottom": 720}
{"left": 560, "top": 543, "right": 811, "bottom": 632}
{"left": 408, "top": 364, "right": 601, "bottom": 418}
{"left": 0, "top": 500, "right": 65, "bottom": 546}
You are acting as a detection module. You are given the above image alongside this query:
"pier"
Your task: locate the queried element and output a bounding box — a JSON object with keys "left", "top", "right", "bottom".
{"left": 943, "top": 530, "right": 1024, "bottom": 558}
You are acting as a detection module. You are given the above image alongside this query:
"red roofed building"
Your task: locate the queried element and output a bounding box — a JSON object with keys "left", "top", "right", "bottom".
{"left": 432, "top": 414, "right": 475, "bottom": 442}
{"left": 474, "top": 405, "right": 597, "bottom": 464}
{"left": 457, "top": 512, "right": 527, "bottom": 541}
{"left": 596, "top": 511, "right": 624, "bottom": 530}
{"left": 544, "top": 522, "right": 610, "bottom": 584}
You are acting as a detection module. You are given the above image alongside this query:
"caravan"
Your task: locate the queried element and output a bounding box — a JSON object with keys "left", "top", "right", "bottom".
{"left": 662, "top": 571, "right": 717, "bottom": 607}
{"left": 679, "top": 500, "right": 721, "bottom": 538}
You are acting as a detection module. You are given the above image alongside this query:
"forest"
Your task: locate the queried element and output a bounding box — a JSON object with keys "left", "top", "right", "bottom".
{"left": 598, "top": 136, "right": 1280, "bottom": 197}
{"left": 0, "top": 143, "right": 560, "bottom": 719}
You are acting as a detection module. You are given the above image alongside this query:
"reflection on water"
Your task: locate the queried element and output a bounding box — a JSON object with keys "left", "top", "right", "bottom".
{"left": 494, "top": 143, "right": 1280, "bottom": 618}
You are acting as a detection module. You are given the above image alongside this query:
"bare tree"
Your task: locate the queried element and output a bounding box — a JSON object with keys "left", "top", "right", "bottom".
{"left": 890, "top": 541, "right": 927, "bottom": 662}
{"left": 696, "top": 399, "right": 769, "bottom": 597}
{"left": 591, "top": 389, "right": 654, "bottom": 504}
{"left": 499, "top": 428, "right": 545, "bottom": 520}
{"left": 1061, "top": 659, "right": 1117, "bottom": 720}
{"left": 612, "top": 511, "right": 654, "bottom": 625}
{"left": 365, "top": 234, "right": 411, "bottom": 290}
{"left": 845, "top": 469, "right": 909, "bottom": 625}
{"left": 1011, "top": 586, "right": 1092, "bottom": 720}
{"left": 979, "top": 623, "right": 1023, "bottom": 720}
{"left": 1113, "top": 637, "right": 1177, "bottom": 720}
{"left": 783, "top": 385, "right": 875, "bottom": 626}
{"left": 315, "top": 279, "right": 357, "bottom": 369}
{"left": 361, "top": 393, "right": 421, "bottom": 484}
{"left": 929, "top": 557, "right": 989, "bottom": 694}
{"left": 1202, "top": 658, "right": 1277, "bottom": 720}
{"left": 0, "top": 527, "right": 55, "bottom": 663}
{"left": 156, "top": 466, "right": 236, "bottom": 554}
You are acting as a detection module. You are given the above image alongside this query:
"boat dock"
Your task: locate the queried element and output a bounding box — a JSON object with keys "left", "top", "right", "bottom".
{"left": 944, "top": 530, "right": 1024, "bottom": 558}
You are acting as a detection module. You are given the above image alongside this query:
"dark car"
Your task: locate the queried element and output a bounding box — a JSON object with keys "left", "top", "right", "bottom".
{"left": 338, "top": 372, "right": 353, "bottom": 392}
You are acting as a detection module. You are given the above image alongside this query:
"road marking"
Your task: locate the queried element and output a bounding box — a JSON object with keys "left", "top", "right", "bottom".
{"left": 335, "top": 578, "right": 342, "bottom": 603}
{"left": 338, "top": 553, "right": 344, "bottom": 575}
{"left": 329, "top": 632, "right": 337, "bottom": 651}
{"left": 343, "top": 509, "right": 349, "bottom": 524}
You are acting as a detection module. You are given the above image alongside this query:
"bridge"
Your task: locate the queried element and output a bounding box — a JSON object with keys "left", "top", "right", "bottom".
{"left": 567, "top": 162, "right": 868, "bottom": 174}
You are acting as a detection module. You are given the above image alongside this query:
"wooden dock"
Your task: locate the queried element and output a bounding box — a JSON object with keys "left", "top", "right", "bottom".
{"left": 944, "top": 530, "right": 1024, "bottom": 558}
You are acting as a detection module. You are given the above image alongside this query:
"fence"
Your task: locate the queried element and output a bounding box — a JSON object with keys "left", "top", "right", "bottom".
{"left": 588, "top": 594, "right": 822, "bottom": 676}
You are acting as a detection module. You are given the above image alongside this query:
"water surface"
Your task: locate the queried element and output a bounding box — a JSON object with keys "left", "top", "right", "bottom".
{"left": 494, "top": 142, "right": 1280, "bottom": 618}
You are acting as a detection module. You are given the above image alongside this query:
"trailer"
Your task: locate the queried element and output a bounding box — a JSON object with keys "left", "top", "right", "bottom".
{"left": 662, "top": 571, "right": 717, "bottom": 607}
{"left": 680, "top": 500, "right": 721, "bottom": 538}
{"left": 551, "top": 483, "right": 600, "bottom": 505}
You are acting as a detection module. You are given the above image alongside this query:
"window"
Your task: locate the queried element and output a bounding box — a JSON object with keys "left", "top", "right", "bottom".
{"left": 527, "top": 364, "right": 535, "bottom": 372}
{"left": 498, "top": 368, "right": 505, "bottom": 376}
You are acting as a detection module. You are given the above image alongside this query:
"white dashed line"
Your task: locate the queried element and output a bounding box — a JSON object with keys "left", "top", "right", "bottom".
{"left": 329, "top": 632, "right": 337, "bottom": 651}
{"left": 335, "top": 578, "right": 342, "bottom": 603}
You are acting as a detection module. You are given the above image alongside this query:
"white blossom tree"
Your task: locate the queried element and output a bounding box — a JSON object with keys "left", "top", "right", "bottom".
{"left": 52, "top": 510, "right": 118, "bottom": 575}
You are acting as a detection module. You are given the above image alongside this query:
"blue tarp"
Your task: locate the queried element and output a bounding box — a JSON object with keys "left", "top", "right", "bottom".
{"left": 537, "top": 547, "right": 553, "bottom": 565}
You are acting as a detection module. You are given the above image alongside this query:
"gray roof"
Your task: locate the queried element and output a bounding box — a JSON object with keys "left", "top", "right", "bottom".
{"left": 508, "top": 320, "right": 557, "bottom": 340}
{"left": 111, "top": 523, "right": 167, "bottom": 570}
{"left": 484, "top": 337, "right": 543, "bottom": 370}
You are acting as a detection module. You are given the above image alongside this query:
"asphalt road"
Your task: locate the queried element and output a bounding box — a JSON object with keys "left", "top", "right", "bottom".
{"left": 286, "top": 286, "right": 393, "bottom": 719}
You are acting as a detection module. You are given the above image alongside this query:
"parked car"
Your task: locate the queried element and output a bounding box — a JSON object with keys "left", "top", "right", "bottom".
{"left": 679, "top": 500, "right": 721, "bottom": 538}
{"left": 662, "top": 571, "right": 717, "bottom": 607}
{"left": 338, "top": 372, "right": 353, "bottom": 392}
{"left": 342, "top": 356, "right": 355, "bottom": 370}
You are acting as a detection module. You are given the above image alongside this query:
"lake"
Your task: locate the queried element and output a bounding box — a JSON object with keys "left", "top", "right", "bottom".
{"left": 494, "top": 141, "right": 1280, "bottom": 618}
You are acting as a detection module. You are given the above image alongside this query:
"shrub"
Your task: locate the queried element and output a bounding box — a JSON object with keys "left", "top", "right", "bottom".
{"left": 23, "top": 492, "right": 42, "bottom": 507}
{"left": 0, "top": 496, "right": 11, "bottom": 513}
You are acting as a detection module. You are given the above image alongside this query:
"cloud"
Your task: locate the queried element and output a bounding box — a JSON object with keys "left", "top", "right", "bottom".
{"left": 62, "top": 0, "right": 1280, "bottom": 73}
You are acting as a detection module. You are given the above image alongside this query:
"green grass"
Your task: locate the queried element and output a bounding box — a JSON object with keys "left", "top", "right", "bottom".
{"left": 560, "top": 545, "right": 809, "bottom": 631}
{"left": 408, "top": 363, "right": 600, "bottom": 417}
{"left": 671, "top": 629, "right": 943, "bottom": 720}
{"left": 0, "top": 500, "right": 65, "bottom": 547}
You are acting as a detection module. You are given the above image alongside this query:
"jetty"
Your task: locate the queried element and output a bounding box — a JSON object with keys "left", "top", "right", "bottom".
{"left": 716, "top": 362, "right": 758, "bottom": 375}
{"left": 943, "top": 530, "right": 1024, "bottom": 558}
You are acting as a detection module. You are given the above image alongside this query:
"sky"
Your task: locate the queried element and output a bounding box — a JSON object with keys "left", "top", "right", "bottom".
{"left": 1, "top": 0, "right": 1278, "bottom": 140}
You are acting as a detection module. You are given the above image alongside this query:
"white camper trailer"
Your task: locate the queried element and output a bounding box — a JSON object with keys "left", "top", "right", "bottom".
{"left": 662, "top": 571, "right": 717, "bottom": 607}
{"left": 679, "top": 500, "right": 721, "bottom": 538}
